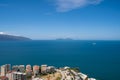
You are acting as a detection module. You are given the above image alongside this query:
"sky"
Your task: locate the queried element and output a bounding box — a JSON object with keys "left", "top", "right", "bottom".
{"left": 0, "top": 0, "right": 120, "bottom": 40}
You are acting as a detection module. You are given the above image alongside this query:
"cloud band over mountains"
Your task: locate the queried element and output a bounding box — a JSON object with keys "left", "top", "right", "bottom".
{"left": 54, "top": 0, "right": 103, "bottom": 12}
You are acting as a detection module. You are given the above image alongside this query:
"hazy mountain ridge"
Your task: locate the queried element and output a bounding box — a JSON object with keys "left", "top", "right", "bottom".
{"left": 56, "top": 38, "right": 74, "bottom": 40}
{"left": 0, "top": 34, "right": 31, "bottom": 41}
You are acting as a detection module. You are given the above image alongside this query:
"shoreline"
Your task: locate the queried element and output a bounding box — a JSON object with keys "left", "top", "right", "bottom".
{"left": 0, "top": 64, "right": 96, "bottom": 80}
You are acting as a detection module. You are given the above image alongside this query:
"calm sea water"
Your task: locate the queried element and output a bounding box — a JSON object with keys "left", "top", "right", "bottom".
{"left": 0, "top": 40, "right": 120, "bottom": 80}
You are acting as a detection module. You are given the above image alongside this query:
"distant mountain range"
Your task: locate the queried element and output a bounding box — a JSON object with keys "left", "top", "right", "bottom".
{"left": 0, "top": 34, "right": 31, "bottom": 41}
{"left": 56, "top": 38, "right": 73, "bottom": 41}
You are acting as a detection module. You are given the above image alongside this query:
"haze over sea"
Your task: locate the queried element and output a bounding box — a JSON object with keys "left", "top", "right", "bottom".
{"left": 0, "top": 40, "right": 120, "bottom": 80}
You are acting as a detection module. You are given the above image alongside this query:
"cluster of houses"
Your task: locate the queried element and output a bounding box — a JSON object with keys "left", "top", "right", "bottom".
{"left": 0, "top": 64, "right": 56, "bottom": 80}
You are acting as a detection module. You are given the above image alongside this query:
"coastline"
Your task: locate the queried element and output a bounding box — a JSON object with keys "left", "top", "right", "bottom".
{"left": 0, "top": 64, "right": 96, "bottom": 80}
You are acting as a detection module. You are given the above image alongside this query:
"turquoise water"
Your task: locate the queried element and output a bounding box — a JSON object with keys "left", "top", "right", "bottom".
{"left": 0, "top": 40, "right": 120, "bottom": 80}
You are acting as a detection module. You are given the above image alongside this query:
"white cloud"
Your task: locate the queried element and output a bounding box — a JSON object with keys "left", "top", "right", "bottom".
{"left": 54, "top": 0, "right": 103, "bottom": 12}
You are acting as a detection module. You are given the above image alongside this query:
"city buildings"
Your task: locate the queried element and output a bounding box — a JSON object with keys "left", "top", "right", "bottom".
{"left": 46, "top": 66, "right": 55, "bottom": 73}
{"left": 0, "top": 64, "right": 10, "bottom": 76}
{"left": 12, "top": 65, "right": 19, "bottom": 72}
{"left": 5, "top": 64, "right": 11, "bottom": 73}
{"left": 1, "top": 65, "right": 6, "bottom": 76}
{"left": 0, "top": 64, "right": 96, "bottom": 80}
{"left": 12, "top": 72, "right": 26, "bottom": 80}
{"left": 41, "top": 65, "right": 47, "bottom": 74}
{"left": 6, "top": 72, "right": 12, "bottom": 80}
{"left": 26, "top": 65, "right": 32, "bottom": 72}
{"left": 12, "top": 65, "right": 25, "bottom": 72}
{"left": 33, "top": 65, "right": 39, "bottom": 76}
{"left": 26, "top": 65, "right": 32, "bottom": 76}
{"left": 18, "top": 65, "right": 25, "bottom": 72}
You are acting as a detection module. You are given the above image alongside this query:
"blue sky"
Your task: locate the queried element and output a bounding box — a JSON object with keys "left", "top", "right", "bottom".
{"left": 0, "top": 0, "right": 120, "bottom": 40}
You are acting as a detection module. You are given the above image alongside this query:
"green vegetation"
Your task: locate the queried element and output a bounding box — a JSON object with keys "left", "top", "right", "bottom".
{"left": 26, "top": 75, "right": 32, "bottom": 80}
{"left": 70, "top": 67, "right": 80, "bottom": 72}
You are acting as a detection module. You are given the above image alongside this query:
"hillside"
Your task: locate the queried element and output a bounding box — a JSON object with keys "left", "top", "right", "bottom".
{"left": 0, "top": 34, "right": 31, "bottom": 41}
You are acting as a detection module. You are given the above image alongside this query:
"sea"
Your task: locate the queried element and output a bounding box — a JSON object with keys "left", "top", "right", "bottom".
{"left": 0, "top": 40, "right": 120, "bottom": 80}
